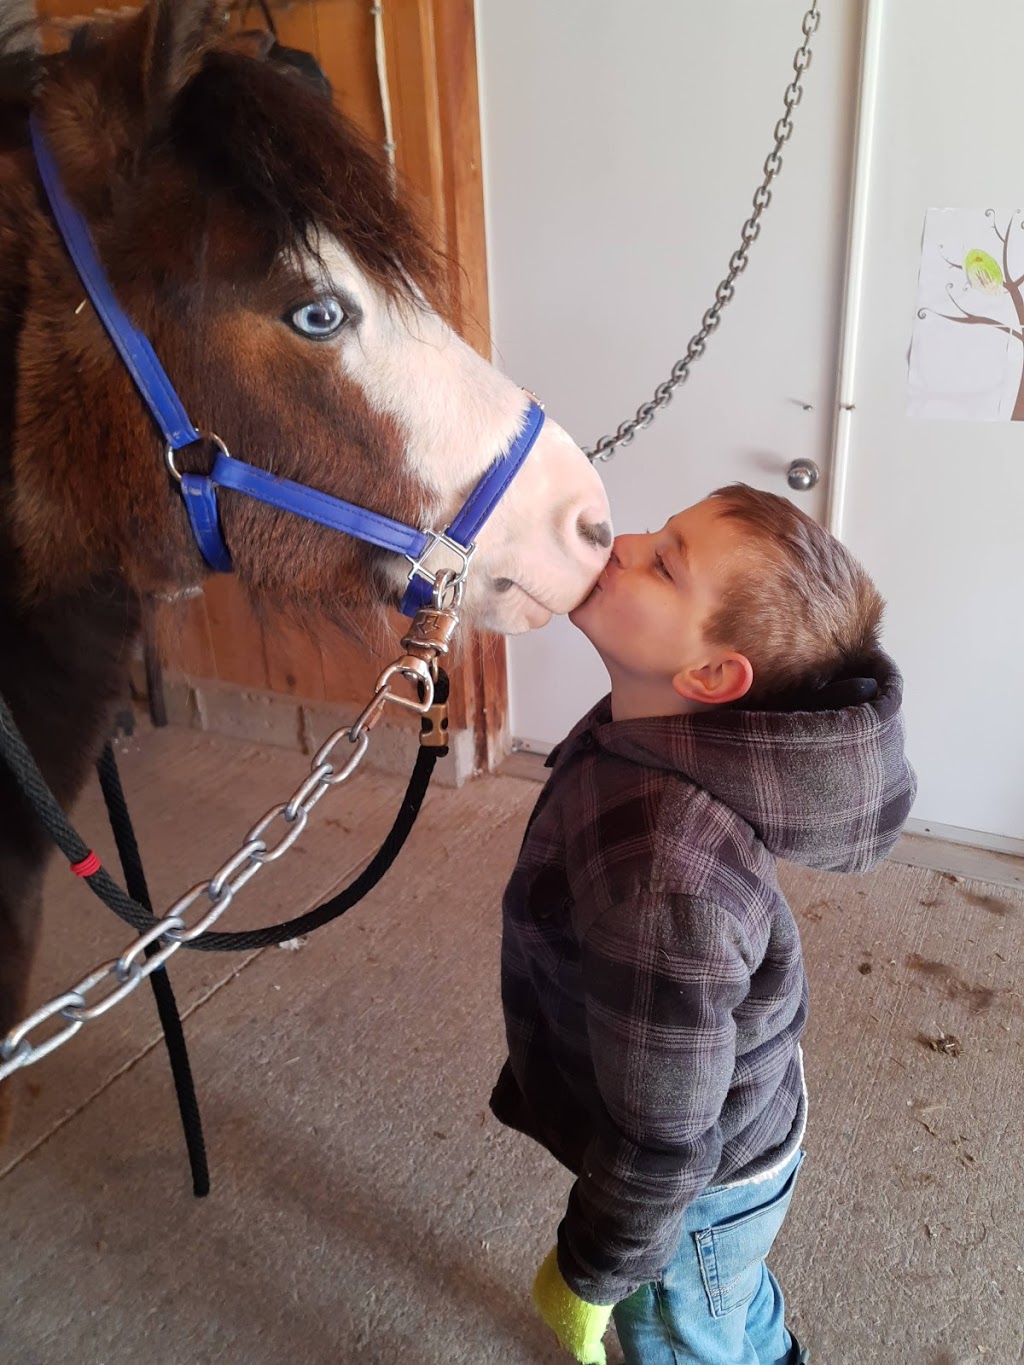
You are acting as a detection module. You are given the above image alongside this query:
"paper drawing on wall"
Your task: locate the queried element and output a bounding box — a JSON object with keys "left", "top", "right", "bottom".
{"left": 908, "top": 208, "right": 1024, "bottom": 421}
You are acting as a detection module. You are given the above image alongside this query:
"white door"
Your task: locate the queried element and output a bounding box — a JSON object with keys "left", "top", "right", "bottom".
{"left": 477, "top": 1, "right": 864, "bottom": 743}
{"left": 479, "top": 1, "right": 1024, "bottom": 850}
{"left": 838, "top": 0, "right": 1024, "bottom": 847}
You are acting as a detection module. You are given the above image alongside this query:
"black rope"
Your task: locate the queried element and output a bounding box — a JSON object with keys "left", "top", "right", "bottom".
{"left": 0, "top": 695, "right": 154, "bottom": 935}
{"left": 96, "top": 745, "right": 210, "bottom": 1198}
{"left": 254, "top": 0, "right": 278, "bottom": 40}
{"left": 210, "top": 738, "right": 440, "bottom": 949}
{"left": 198, "top": 669, "right": 449, "bottom": 949}
{"left": 0, "top": 670, "right": 447, "bottom": 952}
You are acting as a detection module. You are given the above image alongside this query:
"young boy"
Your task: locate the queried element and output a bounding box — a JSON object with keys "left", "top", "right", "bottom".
{"left": 490, "top": 484, "right": 916, "bottom": 1365}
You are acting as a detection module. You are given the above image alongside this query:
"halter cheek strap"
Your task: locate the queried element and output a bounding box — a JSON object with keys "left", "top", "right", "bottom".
{"left": 29, "top": 117, "right": 201, "bottom": 453}
{"left": 180, "top": 474, "right": 234, "bottom": 575}
{"left": 30, "top": 114, "right": 544, "bottom": 617}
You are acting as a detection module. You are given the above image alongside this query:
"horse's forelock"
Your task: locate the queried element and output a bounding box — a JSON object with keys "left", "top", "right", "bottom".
{"left": 1, "top": 15, "right": 445, "bottom": 313}
{"left": 167, "top": 50, "right": 448, "bottom": 314}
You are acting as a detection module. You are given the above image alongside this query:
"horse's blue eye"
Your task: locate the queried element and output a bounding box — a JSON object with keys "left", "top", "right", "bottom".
{"left": 289, "top": 297, "right": 346, "bottom": 338}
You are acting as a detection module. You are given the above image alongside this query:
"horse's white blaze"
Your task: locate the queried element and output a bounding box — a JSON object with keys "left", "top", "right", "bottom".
{"left": 316, "top": 242, "right": 612, "bottom": 632}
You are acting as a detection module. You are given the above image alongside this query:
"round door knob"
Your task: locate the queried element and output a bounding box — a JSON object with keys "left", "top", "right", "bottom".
{"left": 786, "top": 458, "right": 820, "bottom": 492}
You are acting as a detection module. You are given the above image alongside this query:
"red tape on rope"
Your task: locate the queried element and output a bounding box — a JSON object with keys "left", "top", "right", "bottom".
{"left": 70, "top": 850, "right": 101, "bottom": 878}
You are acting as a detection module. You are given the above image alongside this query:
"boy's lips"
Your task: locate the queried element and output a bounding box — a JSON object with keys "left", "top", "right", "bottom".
{"left": 574, "top": 561, "right": 612, "bottom": 612}
{"left": 594, "top": 555, "right": 620, "bottom": 592}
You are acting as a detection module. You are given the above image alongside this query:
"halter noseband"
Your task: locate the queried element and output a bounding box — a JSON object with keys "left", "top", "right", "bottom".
{"left": 29, "top": 116, "right": 545, "bottom": 616}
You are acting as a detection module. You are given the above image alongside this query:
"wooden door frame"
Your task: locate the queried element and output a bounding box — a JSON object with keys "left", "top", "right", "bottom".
{"left": 380, "top": 0, "right": 509, "bottom": 771}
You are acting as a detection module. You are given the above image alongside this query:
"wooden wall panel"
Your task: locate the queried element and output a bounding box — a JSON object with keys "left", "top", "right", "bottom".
{"left": 264, "top": 619, "right": 326, "bottom": 701}
{"left": 431, "top": 0, "right": 489, "bottom": 347}
{"left": 201, "top": 577, "right": 269, "bottom": 690}
{"left": 153, "top": 591, "right": 216, "bottom": 681}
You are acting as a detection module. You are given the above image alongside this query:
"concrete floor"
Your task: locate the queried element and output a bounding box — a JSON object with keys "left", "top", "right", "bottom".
{"left": 1, "top": 724, "right": 1022, "bottom": 1365}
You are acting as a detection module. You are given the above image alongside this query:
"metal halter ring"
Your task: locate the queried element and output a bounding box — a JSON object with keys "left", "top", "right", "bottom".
{"left": 165, "top": 431, "right": 232, "bottom": 484}
{"left": 431, "top": 568, "right": 466, "bottom": 612}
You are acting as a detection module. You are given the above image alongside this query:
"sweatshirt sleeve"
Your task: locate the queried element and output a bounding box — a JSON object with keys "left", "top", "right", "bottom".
{"left": 556, "top": 892, "right": 753, "bottom": 1305}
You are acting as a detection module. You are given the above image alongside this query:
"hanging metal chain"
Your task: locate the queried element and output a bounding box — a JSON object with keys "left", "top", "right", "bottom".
{"left": 586, "top": 2, "right": 821, "bottom": 463}
{"left": 0, "top": 576, "right": 464, "bottom": 1084}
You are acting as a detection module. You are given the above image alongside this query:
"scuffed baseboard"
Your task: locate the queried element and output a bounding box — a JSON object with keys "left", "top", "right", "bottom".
{"left": 894, "top": 823, "right": 1023, "bottom": 890}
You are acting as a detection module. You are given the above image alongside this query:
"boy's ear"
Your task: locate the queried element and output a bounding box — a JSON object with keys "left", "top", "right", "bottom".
{"left": 673, "top": 653, "right": 753, "bottom": 707}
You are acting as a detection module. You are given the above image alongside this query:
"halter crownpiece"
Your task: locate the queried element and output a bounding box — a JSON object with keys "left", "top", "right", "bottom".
{"left": 29, "top": 114, "right": 545, "bottom": 617}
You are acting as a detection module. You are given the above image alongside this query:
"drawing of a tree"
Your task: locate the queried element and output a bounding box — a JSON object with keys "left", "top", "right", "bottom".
{"left": 918, "top": 209, "right": 1024, "bottom": 421}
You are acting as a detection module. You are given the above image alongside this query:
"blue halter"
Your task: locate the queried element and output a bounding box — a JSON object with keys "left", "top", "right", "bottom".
{"left": 29, "top": 116, "right": 545, "bottom": 616}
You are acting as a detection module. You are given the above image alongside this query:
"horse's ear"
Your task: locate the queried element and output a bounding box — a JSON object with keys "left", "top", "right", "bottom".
{"left": 222, "top": 29, "right": 277, "bottom": 62}
{"left": 137, "top": 0, "right": 226, "bottom": 126}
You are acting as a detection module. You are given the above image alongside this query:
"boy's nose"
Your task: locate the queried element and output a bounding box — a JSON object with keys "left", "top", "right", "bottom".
{"left": 611, "top": 533, "right": 641, "bottom": 566}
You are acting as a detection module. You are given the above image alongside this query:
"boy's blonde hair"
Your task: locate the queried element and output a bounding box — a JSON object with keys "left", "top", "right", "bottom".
{"left": 705, "top": 483, "right": 884, "bottom": 704}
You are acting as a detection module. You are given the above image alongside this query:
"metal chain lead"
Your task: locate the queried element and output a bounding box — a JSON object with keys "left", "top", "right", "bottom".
{"left": 0, "top": 575, "right": 463, "bottom": 1083}
{"left": 586, "top": 2, "right": 821, "bottom": 464}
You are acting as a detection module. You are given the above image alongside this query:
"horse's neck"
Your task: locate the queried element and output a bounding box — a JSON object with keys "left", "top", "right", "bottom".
{"left": 0, "top": 146, "right": 32, "bottom": 504}
{"left": 0, "top": 553, "right": 141, "bottom": 811}
{"left": 0, "top": 130, "right": 139, "bottom": 797}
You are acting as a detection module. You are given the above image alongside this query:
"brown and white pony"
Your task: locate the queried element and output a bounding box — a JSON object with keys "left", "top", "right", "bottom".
{"left": 0, "top": 0, "right": 611, "bottom": 1114}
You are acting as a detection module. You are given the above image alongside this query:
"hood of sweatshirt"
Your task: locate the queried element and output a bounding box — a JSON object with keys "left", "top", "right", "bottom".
{"left": 577, "top": 653, "right": 917, "bottom": 872}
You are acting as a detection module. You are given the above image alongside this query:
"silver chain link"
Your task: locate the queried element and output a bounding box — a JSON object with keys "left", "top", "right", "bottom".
{"left": 586, "top": 2, "right": 821, "bottom": 464}
{"left": 0, "top": 576, "right": 464, "bottom": 1083}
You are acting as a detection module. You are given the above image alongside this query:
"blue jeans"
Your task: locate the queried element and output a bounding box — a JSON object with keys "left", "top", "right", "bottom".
{"left": 612, "top": 1149, "right": 805, "bottom": 1365}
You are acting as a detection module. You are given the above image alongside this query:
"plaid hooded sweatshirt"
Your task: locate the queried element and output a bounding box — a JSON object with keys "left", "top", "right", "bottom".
{"left": 491, "top": 654, "right": 916, "bottom": 1305}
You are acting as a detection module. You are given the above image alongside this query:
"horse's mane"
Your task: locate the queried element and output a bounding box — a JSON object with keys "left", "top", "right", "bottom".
{"left": 173, "top": 50, "right": 444, "bottom": 302}
{"left": 0, "top": 24, "right": 43, "bottom": 126}
{"left": 0, "top": 19, "right": 445, "bottom": 306}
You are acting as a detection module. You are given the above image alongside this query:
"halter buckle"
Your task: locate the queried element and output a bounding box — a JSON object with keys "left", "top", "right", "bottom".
{"left": 404, "top": 531, "right": 476, "bottom": 603}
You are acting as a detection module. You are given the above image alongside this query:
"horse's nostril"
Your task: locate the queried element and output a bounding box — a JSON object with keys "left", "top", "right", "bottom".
{"left": 492, "top": 577, "right": 515, "bottom": 593}
{"left": 578, "top": 517, "right": 613, "bottom": 550}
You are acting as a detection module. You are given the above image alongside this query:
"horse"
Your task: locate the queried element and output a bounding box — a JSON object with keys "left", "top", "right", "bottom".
{"left": 0, "top": 0, "right": 612, "bottom": 1131}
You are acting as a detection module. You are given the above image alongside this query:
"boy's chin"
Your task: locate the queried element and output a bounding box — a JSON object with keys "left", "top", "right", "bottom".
{"left": 568, "top": 600, "right": 607, "bottom": 660}
{"left": 569, "top": 581, "right": 601, "bottom": 629}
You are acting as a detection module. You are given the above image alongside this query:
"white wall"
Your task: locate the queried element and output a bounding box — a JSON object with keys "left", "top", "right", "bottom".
{"left": 477, "top": 1, "right": 863, "bottom": 747}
